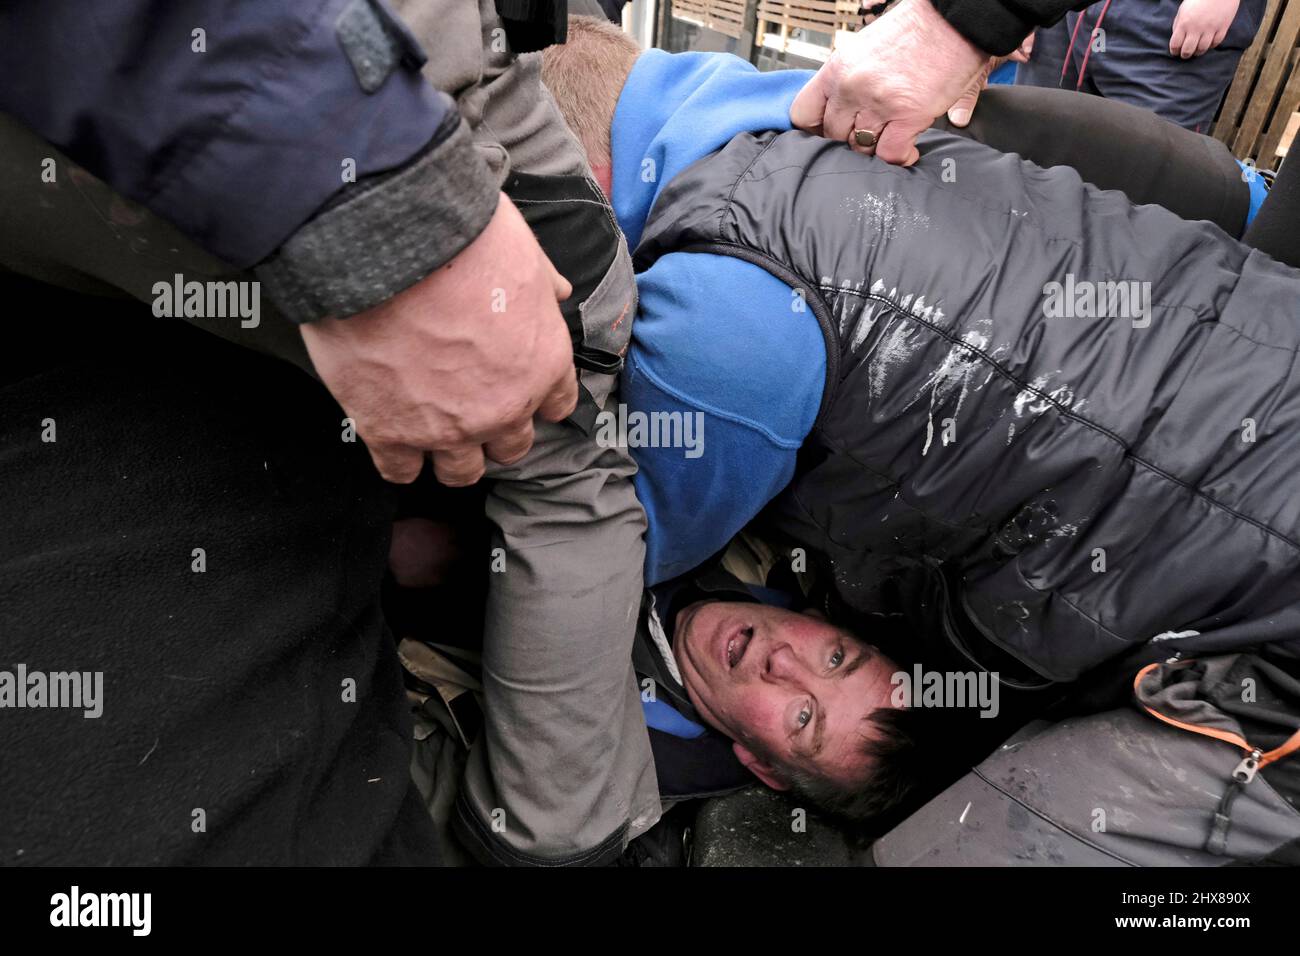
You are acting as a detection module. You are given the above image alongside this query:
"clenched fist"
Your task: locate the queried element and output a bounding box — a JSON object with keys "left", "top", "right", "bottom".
{"left": 790, "top": 0, "right": 989, "bottom": 166}
{"left": 302, "top": 193, "right": 575, "bottom": 486}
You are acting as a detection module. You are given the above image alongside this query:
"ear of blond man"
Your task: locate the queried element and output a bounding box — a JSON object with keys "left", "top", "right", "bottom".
{"left": 541, "top": 15, "right": 642, "bottom": 174}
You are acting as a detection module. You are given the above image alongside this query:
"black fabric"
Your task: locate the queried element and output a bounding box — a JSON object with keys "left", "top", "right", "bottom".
{"left": 647, "top": 727, "right": 753, "bottom": 799}
{"left": 595, "top": 0, "right": 629, "bottom": 23}
{"left": 930, "top": 0, "right": 1087, "bottom": 55}
{"left": 1244, "top": 156, "right": 1300, "bottom": 269}
{"left": 0, "top": 275, "right": 440, "bottom": 865}
{"left": 932, "top": 85, "right": 1250, "bottom": 237}
{"left": 1211, "top": 650, "right": 1300, "bottom": 812}
{"left": 495, "top": 0, "right": 568, "bottom": 52}
{"left": 502, "top": 169, "right": 625, "bottom": 433}
{"left": 636, "top": 124, "right": 1300, "bottom": 688}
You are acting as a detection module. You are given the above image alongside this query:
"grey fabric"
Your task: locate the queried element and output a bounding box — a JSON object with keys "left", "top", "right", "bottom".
{"left": 453, "top": 238, "right": 660, "bottom": 864}
{"left": 391, "top": 0, "right": 660, "bottom": 863}
{"left": 873, "top": 735, "right": 1136, "bottom": 866}
{"left": 394, "top": 0, "right": 592, "bottom": 181}
{"left": 254, "top": 120, "right": 498, "bottom": 323}
{"left": 410, "top": 694, "right": 475, "bottom": 867}
{"left": 568, "top": 0, "right": 615, "bottom": 20}
{"left": 338, "top": 0, "right": 407, "bottom": 93}
{"left": 635, "top": 126, "right": 1300, "bottom": 685}
{"left": 874, "top": 665, "right": 1300, "bottom": 866}
{"left": 457, "top": 405, "right": 660, "bottom": 863}
{"left": 691, "top": 786, "right": 871, "bottom": 866}
{"left": 0, "top": 112, "right": 315, "bottom": 374}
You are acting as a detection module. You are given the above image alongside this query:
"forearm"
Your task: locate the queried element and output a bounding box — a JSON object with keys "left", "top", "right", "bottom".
{"left": 254, "top": 116, "right": 496, "bottom": 324}
{"left": 0, "top": 0, "right": 497, "bottom": 323}
{"left": 457, "top": 426, "right": 659, "bottom": 864}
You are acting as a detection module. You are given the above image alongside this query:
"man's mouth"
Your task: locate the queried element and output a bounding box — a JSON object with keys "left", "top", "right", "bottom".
{"left": 725, "top": 625, "right": 753, "bottom": 670}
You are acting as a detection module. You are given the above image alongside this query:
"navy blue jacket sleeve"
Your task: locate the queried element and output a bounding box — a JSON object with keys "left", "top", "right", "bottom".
{"left": 0, "top": 0, "right": 465, "bottom": 271}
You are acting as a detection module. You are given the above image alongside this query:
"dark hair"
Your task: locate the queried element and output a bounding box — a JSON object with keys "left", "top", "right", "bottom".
{"left": 784, "top": 706, "right": 945, "bottom": 834}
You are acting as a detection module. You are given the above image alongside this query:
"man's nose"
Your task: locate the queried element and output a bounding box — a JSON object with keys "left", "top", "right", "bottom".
{"left": 764, "top": 643, "right": 803, "bottom": 683}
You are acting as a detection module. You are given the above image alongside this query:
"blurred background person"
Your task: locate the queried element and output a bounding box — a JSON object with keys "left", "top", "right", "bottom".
{"left": 1016, "top": 0, "right": 1268, "bottom": 133}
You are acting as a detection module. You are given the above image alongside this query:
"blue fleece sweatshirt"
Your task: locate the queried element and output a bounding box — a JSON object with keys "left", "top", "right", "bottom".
{"left": 612, "top": 50, "right": 825, "bottom": 587}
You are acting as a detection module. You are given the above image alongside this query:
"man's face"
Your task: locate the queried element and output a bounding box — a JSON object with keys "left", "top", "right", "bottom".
{"left": 672, "top": 600, "right": 899, "bottom": 791}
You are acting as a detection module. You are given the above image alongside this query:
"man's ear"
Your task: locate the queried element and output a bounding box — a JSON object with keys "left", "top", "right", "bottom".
{"left": 733, "top": 741, "right": 791, "bottom": 791}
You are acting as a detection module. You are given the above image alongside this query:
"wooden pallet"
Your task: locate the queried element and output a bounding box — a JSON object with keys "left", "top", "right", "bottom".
{"left": 671, "top": 0, "right": 750, "bottom": 38}
{"left": 755, "top": 0, "right": 860, "bottom": 43}
{"left": 1213, "top": 0, "right": 1300, "bottom": 164}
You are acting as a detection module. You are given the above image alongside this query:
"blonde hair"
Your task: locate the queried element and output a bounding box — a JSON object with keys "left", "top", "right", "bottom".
{"left": 541, "top": 15, "right": 642, "bottom": 168}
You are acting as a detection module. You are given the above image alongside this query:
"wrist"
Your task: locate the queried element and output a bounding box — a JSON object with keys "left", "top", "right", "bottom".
{"left": 889, "top": 0, "right": 987, "bottom": 74}
{"left": 256, "top": 112, "right": 498, "bottom": 324}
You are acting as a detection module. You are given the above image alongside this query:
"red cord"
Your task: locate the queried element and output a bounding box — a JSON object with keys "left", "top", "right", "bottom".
{"left": 1074, "top": 0, "right": 1113, "bottom": 91}
{"left": 1061, "top": 6, "right": 1089, "bottom": 85}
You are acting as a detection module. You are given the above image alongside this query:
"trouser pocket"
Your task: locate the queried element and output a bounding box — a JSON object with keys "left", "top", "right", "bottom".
{"left": 503, "top": 170, "right": 636, "bottom": 431}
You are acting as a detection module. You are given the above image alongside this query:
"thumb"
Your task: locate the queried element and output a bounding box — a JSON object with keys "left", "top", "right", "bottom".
{"left": 947, "top": 61, "right": 991, "bottom": 127}
{"left": 790, "top": 70, "right": 829, "bottom": 133}
{"left": 546, "top": 255, "right": 572, "bottom": 302}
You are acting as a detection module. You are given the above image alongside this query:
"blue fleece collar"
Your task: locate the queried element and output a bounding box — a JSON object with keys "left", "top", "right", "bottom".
{"left": 610, "top": 49, "right": 811, "bottom": 250}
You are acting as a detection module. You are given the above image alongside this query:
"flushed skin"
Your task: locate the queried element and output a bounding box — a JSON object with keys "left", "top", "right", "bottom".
{"left": 672, "top": 600, "right": 898, "bottom": 790}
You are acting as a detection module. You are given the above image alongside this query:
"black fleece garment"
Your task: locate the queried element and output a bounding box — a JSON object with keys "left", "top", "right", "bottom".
{"left": 930, "top": 0, "right": 1089, "bottom": 55}
{"left": 0, "top": 276, "right": 440, "bottom": 865}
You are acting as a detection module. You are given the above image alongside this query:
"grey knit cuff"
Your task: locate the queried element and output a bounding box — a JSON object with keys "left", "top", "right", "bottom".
{"left": 254, "top": 117, "right": 498, "bottom": 323}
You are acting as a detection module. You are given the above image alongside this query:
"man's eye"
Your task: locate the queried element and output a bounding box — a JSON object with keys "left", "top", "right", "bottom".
{"left": 829, "top": 648, "right": 844, "bottom": 668}
{"left": 797, "top": 706, "right": 812, "bottom": 728}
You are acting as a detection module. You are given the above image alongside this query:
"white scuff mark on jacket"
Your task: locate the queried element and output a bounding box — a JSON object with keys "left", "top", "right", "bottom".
{"left": 864, "top": 313, "right": 922, "bottom": 401}
{"left": 851, "top": 303, "right": 880, "bottom": 353}
{"left": 1012, "top": 372, "right": 1087, "bottom": 420}
{"left": 843, "top": 192, "right": 931, "bottom": 240}
{"left": 911, "top": 324, "right": 993, "bottom": 455}
{"left": 1013, "top": 375, "right": 1055, "bottom": 417}
{"left": 826, "top": 275, "right": 867, "bottom": 338}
